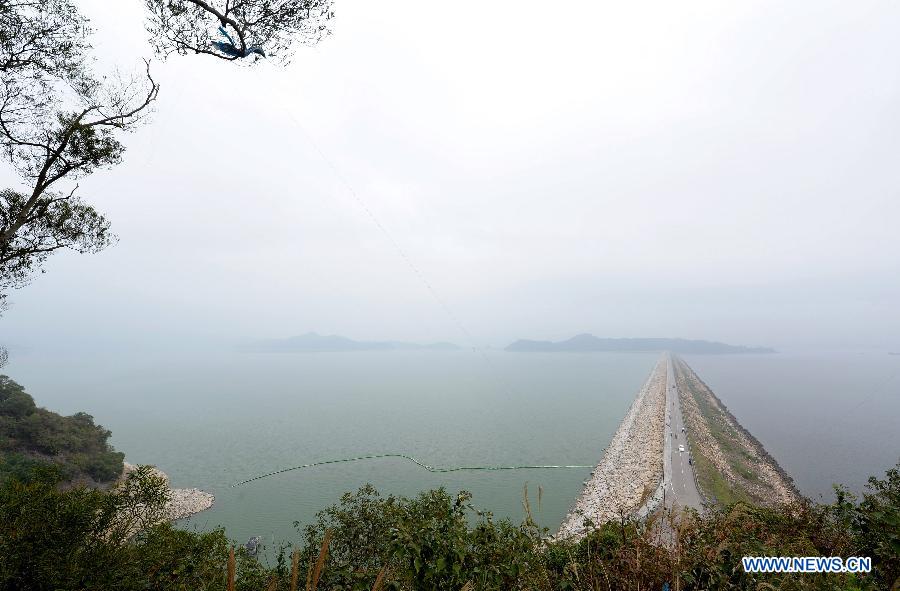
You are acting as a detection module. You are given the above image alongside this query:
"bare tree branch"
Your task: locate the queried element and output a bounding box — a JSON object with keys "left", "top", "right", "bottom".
{"left": 144, "top": 0, "right": 333, "bottom": 65}
{"left": 0, "top": 2, "right": 158, "bottom": 295}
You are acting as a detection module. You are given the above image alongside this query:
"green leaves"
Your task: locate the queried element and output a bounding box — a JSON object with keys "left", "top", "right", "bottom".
{"left": 54, "top": 113, "right": 125, "bottom": 173}
{"left": 295, "top": 484, "right": 542, "bottom": 590}
{"left": 0, "top": 376, "right": 124, "bottom": 485}
{"left": 0, "top": 376, "right": 35, "bottom": 418}
{"left": 0, "top": 3, "right": 157, "bottom": 302}
{"left": 852, "top": 465, "right": 900, "bottom": 587}
{"left": 0, "top": 188, "right": 113, "bottom": 291}
{"left": 0, "top": 456, "right": 897, "bottom": 589}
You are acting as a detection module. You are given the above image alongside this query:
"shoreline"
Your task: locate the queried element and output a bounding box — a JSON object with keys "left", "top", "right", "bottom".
{"left": 122, "top": 462, "right": 215, "bottom": 522}
{"left": 556, "top": 356, "right": 667, "bottom": 539}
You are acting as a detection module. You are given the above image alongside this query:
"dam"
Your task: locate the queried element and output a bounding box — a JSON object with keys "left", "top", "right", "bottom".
{"left": 557, "top": 356, "right": 668, "bottom": 538}
{"left": 557, "top": 353, "right": 798, "bottom": 539}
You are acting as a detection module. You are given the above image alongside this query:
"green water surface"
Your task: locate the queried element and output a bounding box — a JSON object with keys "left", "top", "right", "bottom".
{"left": 7, "top": 350, "right": 658, "bottom": 556}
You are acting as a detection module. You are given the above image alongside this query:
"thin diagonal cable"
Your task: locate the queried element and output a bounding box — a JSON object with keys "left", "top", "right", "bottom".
{"left": 257, "top": 70, "right": 516, "bottom": 395}
{"left": 821, "top": 369, "right": 897, "bottom": 431}
{"left": 271, "top": 83, "right": 475, "bottom": 349}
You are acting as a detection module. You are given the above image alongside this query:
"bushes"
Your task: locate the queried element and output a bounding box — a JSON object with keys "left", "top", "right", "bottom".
{"left": 0, "top": 465, "right": 269, "bottom": 591}
{"left": 0, "top": 465, "right": 168, "bottom": 591}
{"left": 0, "top": 376, "right": 124, "bottom": 484}
{"left": 295, "top": 485, "right": 543, "bottom": 590}
{"left": 0, "top": 451, "right": 55, "bottom": 482}
{"left": 288, "top": 467, "right": 898, "bottom": 590}
{"left": 0, "top": 377, "right": 35, "bottom": 418}
{"left": 848, "top": 465, "right": 900, "bottom": 587}
{"left": 135, "top": 525, "right": 272, "bottom": 591}
{"left": 0, "top": 452, "right": 896, "bottom": 589}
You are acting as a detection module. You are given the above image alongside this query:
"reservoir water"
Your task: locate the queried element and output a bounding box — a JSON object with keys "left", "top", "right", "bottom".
{"left": 5, "top": 350, "right": 656, "bottom": 553}
{"left": 6, "top": 350, "right": 898, "bottom": 553}
{"left": 682, "top": 352, "right": 900, "bottom": 502}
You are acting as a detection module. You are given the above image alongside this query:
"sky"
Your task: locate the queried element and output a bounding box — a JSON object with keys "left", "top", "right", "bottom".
{"left": 2, "top": 0, "right": 899, "bottom": 354}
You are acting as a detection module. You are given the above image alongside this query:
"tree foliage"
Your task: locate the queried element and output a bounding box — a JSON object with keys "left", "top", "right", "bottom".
{"left": 0, "top": 375, "right": 125, "bottom": 483}
{"left": 0, "top": 187, "right": 112, "bottom": 288}
{"left": 0, "top": 66, "right": 158, "bottom": 288}
{"left": 0, "top": 1, "right": 158, "bottom": 300}
{"left": 294, "top": 485, "right": 543, "bottom": 591}
{"left": 0, "top": 0, "right": 336, "bottom": 363}
{"left": 0, "top": 0, "right": 92, "bottom": 92}
{"left": 0, "top": 461, "right": 898, "bottom": 590}
{"left": 0, "top": 457, "right": 897, "bottom": 590}
{"left": 145, "top": 0, "right": 333, "bottom": 65}
{"left": 0, "top": 465, "right": 171, "bottom": 591}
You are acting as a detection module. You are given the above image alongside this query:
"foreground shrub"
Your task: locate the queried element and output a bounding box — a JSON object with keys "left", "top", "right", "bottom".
{"left": 0, "top": 460, "right": 896, "bottom": 590}
{"left": 295, "top": 485, "right": 544, "bottom": 590}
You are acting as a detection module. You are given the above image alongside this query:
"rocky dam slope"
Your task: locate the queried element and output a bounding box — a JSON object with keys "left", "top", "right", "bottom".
{"left": 557, "top": 357, "right": 667, "bottom": 539}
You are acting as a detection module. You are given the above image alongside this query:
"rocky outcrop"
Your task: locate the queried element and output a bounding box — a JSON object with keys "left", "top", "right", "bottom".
{"left": 122, "top": 462, "right": 214, "bottom": 522}
{"left": 557, "top": 358, "right": 667, "bottom": 539}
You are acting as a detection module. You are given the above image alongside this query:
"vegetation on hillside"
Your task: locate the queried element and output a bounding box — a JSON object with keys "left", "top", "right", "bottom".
{"left": 0, "top": 459, "right": 897, "bottom": 590}
{"left": 0, "top": 376, "right": 124, "bottom": 484}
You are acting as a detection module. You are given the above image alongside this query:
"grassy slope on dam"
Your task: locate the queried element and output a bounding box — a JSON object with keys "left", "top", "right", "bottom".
{"left": 674, "top": 356, "right": 800, "bottom": 506}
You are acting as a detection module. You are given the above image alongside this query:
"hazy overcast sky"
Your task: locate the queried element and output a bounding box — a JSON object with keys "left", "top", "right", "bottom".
{"left": 2, "top": 0, "right": 899, "bottom": 353}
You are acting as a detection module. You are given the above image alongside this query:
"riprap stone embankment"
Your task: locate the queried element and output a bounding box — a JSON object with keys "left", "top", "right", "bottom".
{"left": 557, "top": 358, "right": 666, "bottom": 539}
{"left": 122, "top": 462, "right": 214, "bottom": 522}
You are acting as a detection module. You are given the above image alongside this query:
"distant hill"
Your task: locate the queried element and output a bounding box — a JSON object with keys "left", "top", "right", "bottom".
{"left": 245, "top": 332, "right": 460, "bottom": 352}
{"left": 505, "top": 334, "right": 774, "bottom": 354}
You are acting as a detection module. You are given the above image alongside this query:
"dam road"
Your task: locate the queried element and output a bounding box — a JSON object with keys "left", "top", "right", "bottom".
{"left": 663, "top": 354, "right": 704, "bottom": 512}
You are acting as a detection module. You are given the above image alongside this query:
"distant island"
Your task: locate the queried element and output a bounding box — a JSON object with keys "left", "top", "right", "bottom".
{"left": 244, "top": 332, "right": 461, "bottom": 352}
{"left": 505, "top": 334, "right": 775, "bottom": 354}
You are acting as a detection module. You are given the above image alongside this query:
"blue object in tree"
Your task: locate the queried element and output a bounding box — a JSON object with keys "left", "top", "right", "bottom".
{"left": 212, "top": 26, "right": 266, "bottom": 59}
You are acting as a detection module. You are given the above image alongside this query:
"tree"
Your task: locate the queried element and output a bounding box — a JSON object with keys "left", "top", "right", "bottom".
{"left": 0, "top": 0, "right": 97, "bottom": 365}
{"left": 0, "top": 1, "right": 336, "bottom": 366}
{"left": 0, "top": 67, "right": 159, "bottom": 288}
{"left": 0, "top": 296, "right": 6, "bottom": 368}
{"left": 0, "top": 464, "right": 169, "bottom": 591}
{"left": 0, "top": 375, "right": 127, "bottom": 484}
{"left": 0, "top": 1, "right": 158, "bottom": 326}
{"left": 0, "top": 0, "right": 92, "bottom": 90}
{"left": 0, "top": 374, "right": 34, "bottom": 417}
{"left": 144, "top": 0, "right": 333, "bottom": 65}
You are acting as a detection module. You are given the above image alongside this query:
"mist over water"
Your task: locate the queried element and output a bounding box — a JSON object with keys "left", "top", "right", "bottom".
{"left": 5, "top": 347, "right": 899, "bottom": 554}
{"left": 5, "top": 350, "right": 658, "bottom": 549}
{"left": 1, "top": 1, "right": 899, "bottom": 584}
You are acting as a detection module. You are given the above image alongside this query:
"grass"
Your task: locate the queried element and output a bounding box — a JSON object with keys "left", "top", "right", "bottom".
{"left": 684, "top": 421, "right": 750, "bottom": 506}
{"left": 734, "top": 460, "right": 758, "bottom": 482}
{"left": 675, "top": 359, "right": 759, "bottom": 506}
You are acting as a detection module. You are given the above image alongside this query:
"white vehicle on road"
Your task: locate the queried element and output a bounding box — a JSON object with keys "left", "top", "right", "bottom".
{"left": 678, "top": 445, "right": 685, "bottom": 453}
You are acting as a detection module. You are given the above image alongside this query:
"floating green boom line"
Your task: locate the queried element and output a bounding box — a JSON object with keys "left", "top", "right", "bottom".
{"left": 232, "top": 453, "right": 594, "bottom": 487}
